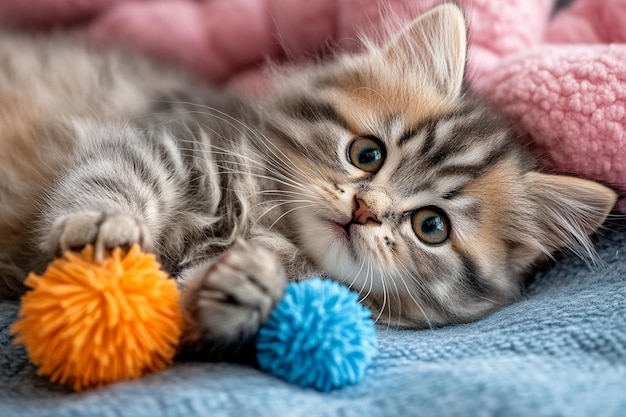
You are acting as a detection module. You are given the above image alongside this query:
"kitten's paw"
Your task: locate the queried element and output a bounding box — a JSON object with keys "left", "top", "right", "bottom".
{"left": 47, "top": 211, "right": 152, "bottom": 261}
{"left": 181, "top": 239, "right": 286, "bottom": 355}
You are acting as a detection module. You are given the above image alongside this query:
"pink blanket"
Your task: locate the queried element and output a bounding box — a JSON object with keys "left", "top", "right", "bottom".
{"left": 1, "top": 0, "right": 624, "bottom": 210}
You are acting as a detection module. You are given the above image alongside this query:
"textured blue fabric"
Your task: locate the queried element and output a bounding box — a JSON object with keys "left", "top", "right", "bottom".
{"left": 1, "top": 220, "right": 625, "bottom": 417}
{"left": 256, "top": 278, "right": 377, "bottom": 392}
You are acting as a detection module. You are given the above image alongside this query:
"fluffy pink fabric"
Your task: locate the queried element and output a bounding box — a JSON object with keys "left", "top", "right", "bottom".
{"left": 478, "top": 0, "right": 626, "bottom": 211}
{"left": 0, "top": 0, "right": 623, "bottom": 209}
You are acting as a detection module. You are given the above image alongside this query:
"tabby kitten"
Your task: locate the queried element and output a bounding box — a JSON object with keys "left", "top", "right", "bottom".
{"left": 0, "top": 4, "right": 617, "bottom": 354}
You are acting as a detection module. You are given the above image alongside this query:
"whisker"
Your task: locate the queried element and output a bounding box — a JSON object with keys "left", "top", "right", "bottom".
{"left": 202, "top": 146, "right": 314, "bottom": 194}
{"left": 163, "top": 110, "right": 330, "bottom": 205}
{"left": 374, "top": 268, "right": 387, "bottom": 324}
{"left": 386, "top": 270, "right": 402, "bottom": 329}
{"left": 249, "top": 198, "right": 315, "bottom": 213}
{"left": 359, "top": 261, "right": 375, "bottom": 304}
{"left": 394, "top": 260, "right": 434, "bottom": 331}
{"left": 163, "top": 103, "right": 313, "bottom": 180}
{"left": 347, "top": 257, "right": 367, "bottom": 291}
{"left": 253, "top": 200, "right": 299, "bottom": 225}
{"left": 214, "top": 164, "right": 311, "bottom": 194}
{"left": 250, "top": 189, "right": 315, "bottom": 199}
{"left": 268, "top": 203, "right": 316, "bottom": 230}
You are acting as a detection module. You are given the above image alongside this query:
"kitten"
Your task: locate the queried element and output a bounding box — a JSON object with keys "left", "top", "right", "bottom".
{"left": 0, "top": 4, "right": 617, "bottom": 355}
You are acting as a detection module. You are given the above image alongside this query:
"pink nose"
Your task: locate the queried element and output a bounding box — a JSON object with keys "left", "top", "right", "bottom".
{"left": 353, "top": 198, "right": 379, "bottom": 225}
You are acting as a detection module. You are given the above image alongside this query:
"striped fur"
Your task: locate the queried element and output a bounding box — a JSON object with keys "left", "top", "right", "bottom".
{"left": 0, "top": 5, "right": 617, "bottom": 353}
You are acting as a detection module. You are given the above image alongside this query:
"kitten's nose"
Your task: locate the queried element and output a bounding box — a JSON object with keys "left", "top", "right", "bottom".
{"left": 353, "top": 198, "right": 380, "bottom": 225}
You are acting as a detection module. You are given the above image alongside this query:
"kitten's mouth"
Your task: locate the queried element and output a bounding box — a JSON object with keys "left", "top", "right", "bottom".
{"left": 329, "top": 219, "right": 353, "bottom": 241}
{"left": 327, "top": 220, "right": 367, "bottom": 262}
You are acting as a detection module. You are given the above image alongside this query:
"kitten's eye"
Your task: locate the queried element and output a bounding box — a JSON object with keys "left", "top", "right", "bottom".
{"left": 412, "top": 207, "right": 450, "bottom": 245}
{"left": 347, "top": 136, "right": 385, "bottom": 173}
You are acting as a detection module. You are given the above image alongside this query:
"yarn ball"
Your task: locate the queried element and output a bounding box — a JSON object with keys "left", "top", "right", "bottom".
{"left": 256, "top": 277, "right": 377, "bottom": 392}
{"left": 11, "top": 245, "right": 182, "bottom": 391}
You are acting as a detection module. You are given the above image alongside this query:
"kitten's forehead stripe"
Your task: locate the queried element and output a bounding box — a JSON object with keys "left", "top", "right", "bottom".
{"left": 395, "top": 104, "right": 518, "bottom": 193}
{"left": 398, "top": 104, "right": 476, "bottom": 147}
{"left": 398, "top": 127, "right": 418, "bottom": 145}
{"left": 404, "top": 118, "right": 443, "bottom": 150}
{"left": 290, "top": 98, "right": 348, "bottom": 129}
{"left": 417, "top": 119, "right": 438, "bottom": 157}
{"left": 435, "top": 142, "right": 513, "bottom": 179}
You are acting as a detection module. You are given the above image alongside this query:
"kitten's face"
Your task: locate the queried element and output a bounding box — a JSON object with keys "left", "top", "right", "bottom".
{"left": 258, "top": 5, "right": 617, "bottom": 327}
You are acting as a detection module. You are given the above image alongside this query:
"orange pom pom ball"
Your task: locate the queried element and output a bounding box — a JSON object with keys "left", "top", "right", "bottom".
{"left": 11, "top": 245, "right": 182, "bottom": 391}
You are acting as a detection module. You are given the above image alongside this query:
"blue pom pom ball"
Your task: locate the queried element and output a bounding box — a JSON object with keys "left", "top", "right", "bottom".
{"left": 256, "top": 277, "right": 377, "bottom": 392}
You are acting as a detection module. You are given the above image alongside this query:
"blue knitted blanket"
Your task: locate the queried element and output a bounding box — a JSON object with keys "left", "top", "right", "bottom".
{"left": 1, "top": 220, "right": 625, "bottom": 417}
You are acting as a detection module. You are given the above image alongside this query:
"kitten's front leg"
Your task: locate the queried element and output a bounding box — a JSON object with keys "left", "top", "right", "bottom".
{"left": 179, "top": 239, "right": 286, "bottom": 357}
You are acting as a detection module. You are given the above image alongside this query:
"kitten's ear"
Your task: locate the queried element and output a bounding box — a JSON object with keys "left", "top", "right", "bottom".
{"left": 524, "top": 172, "right": 617, "bottom": 254}
{"left": 382, "top": 4, "right": 467, "bottom": 98}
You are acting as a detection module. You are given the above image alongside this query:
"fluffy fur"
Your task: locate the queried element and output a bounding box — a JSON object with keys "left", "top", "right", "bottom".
{"left": 0, "top": 5, "right": 617, "bottom": 354}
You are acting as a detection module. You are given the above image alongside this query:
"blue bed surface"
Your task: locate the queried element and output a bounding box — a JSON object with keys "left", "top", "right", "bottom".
{"left": 1, "top": 221, "right": 625, "bottom": 417}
